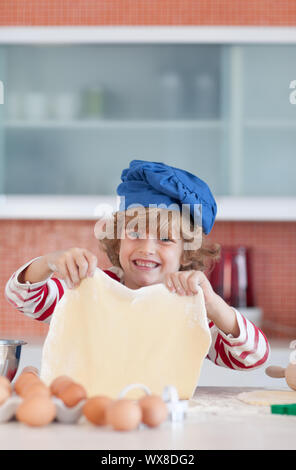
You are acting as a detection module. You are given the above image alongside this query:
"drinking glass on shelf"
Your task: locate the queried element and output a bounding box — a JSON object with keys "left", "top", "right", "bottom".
{"left": 159, "top": 72, "right": 184, "bottom": 120}
{"left": 81, "top": 85, "right": 104, "bottom": 119}
{"left": 51, "top": 92, "right": 81, "bottom": 121}
{"left": 193, "top": 73, "right": 217, "bottom": 119}
{"left": 23, "top": 92, "right": 47, "bottom": 121}
{"left": 6, "top": 92, "right": 24, "bottom": 120}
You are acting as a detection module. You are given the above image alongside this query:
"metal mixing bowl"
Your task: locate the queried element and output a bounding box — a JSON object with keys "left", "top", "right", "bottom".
{"left": 0, "top": 339, "right": 27, "bottom": 382}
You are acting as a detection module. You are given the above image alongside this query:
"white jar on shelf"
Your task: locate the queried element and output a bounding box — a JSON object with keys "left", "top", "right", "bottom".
{"left": 23, "top": 92, "right": 48, "bottom": 121}
{"left": 51, "top": 92, "right": 81, "bottom": 121}
{"left": 6, "top": 92, "right": 24, "bottom": 120}
{"left": 159, "top": 72, "right": 184, "bottom": 119}
{"left": 193, "top": 73, "right": 216, "bottom": 119}
{"left": 81, "top": 85, "right": 104, "bottom": 119}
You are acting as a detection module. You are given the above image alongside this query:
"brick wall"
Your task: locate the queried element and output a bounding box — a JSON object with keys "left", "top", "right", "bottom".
{"left": 1, "top": 219, "right": 296, "bottom": 341}
{"left": 0, "top": 0, "right": 295, "bottom": 26}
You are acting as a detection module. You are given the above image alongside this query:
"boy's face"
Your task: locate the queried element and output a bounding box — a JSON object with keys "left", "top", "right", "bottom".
{"left": 118, "top": 225, "right": 184, "bottom": 290}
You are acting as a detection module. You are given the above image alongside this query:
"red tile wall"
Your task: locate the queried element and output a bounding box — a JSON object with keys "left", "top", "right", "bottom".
{"left": 1, "top": 219, "right": 295, "bottom": 342}
{"left": 0, "top": 0, "right": 296, "bottom": 26}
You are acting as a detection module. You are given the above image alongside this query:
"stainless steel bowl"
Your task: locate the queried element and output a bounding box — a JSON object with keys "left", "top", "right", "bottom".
{"left": 0, "top": 339, "right": 27, "bottom": 382}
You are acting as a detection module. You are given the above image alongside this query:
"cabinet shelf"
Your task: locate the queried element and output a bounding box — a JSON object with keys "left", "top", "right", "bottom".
{"left": 244, "top": 119, "right": 296, "bottom": 128}
{"left": 1, "top": 43, "right": 296, "bottom": 199}
{"left": 7, "top": 119, "right": 296, "bottom": 130}
{"left": 4, "top": 119, "right": 223, "bottom": 130}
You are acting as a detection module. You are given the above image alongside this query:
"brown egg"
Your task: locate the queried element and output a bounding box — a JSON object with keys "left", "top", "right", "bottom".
{"left": 14, "top": 372, "right": 40, "bottom": 395}
{"left": 83, "top": 396, "right": 113, "bottom": 425}
{"left": 0, "top": 376, "right": 12, "bottom": 393}
{"left": 138, "top": 395, "right": 168, "bottom": 428}
{"left": 22, "top": 366, "right": 39, "bottom": 376}
{"left": 16, "top": 395, "right": 56, "bottom": 427}
{"left": 0, "top": 385, "right": 11, "bottom": 405}
{"left": 21, "top": 381, "right": 51, "bottom": 399}
{"left": 106, "top": 399, "right": 142, "bottom": 431}
{"left": 58, "top": 382, "right": 87, "bottom": 407}
{"left": 285, "top": 363, "right": 296, "bottom": 390}
{"left": 50, "top": 375, "right": 74, "bottom": 396}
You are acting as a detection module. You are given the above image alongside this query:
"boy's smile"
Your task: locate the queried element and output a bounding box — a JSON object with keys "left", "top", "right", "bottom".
{"left": 132, "top": 258, "right": 161, "bottom": 270}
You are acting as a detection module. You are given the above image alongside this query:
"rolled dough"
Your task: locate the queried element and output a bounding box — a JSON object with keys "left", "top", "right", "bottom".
{"left": 40, "top": 268, "right": 211, "bottom": 399}
{"left": 237, "top": 390, "right": 296, "bottom": 406}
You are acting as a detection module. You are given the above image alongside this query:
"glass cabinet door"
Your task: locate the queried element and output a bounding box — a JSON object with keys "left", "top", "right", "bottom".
{"left": 0, "top": 43, "right": 295, "bottom": 197}
{"left": 223, "top": 45, "right": 296, "bottom": 196}
{"left": 1, "top": 44, "right": 223, "bottom": 196}
{"left": 0, "top": 46, "right": 6, "bottom": 194}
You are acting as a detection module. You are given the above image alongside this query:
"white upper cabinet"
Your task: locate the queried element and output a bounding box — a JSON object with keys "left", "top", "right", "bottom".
{"left": 0, "top": 34, "right": 295, "bottom": 203}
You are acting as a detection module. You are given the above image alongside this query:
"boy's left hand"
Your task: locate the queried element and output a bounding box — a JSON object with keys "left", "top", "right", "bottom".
{"left": 165, "top": 270, "right": 240, "bottom": 336}
{"left": 164, "top": 270, "right": 216, "bottom": 306}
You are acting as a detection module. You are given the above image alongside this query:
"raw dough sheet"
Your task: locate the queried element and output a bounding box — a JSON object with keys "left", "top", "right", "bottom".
{"left": 40, "top": 268, "right": 211, "bottom": 399}
{"left": 237, "top": 390, "right": 296, "bottom": 406}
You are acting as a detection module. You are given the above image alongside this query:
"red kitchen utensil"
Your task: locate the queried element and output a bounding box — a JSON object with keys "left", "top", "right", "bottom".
{"left": 208, "top": 245, "right": 254, "bottom": 308}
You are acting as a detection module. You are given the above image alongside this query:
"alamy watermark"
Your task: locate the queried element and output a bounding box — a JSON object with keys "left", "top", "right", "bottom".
{"left": 289, "top": 80, "right": 296, "bottom": 104}
{"left": 0, "top": 81, "right": 3, "bottom": 105}
{"left": 93, "top": 201, "right": 203, "bottom": 251}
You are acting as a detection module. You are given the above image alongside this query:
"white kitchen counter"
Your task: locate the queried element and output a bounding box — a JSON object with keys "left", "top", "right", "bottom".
{"left": 0, "top": 386, "right": 295, "bottom": 450}
{"left": 1, "top": 340, "right": 294, "bottom": 450}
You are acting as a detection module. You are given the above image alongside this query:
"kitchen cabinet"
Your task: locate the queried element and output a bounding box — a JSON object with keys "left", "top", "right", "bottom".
{"left": 229, "top": 45, "right": 296, "bottom": 197}
{"left": 0, "top": 44, "right": 223, "bottom": 196}
{"left": 0, "top": 29, "right": 295, "bottom": 216}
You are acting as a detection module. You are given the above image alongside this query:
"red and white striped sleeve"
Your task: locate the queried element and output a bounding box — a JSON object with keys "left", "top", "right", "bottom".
{"left": 4, "top": 260, "right": 123, "bottom": 324}
{"left": 4, "top": 257, "right": 66, "bottom": 324}
{"left": 207, "top": 308, "right": 270, "bottom": 370}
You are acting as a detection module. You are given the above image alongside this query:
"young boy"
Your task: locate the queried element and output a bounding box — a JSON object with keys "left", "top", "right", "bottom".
{"left": 5, "top": 160, "right": 269, "bottom": 371}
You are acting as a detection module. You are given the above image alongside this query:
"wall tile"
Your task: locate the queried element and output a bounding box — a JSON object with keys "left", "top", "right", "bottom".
{"left": 1, "top": 219, "right": 296, "bottom": 341}
{"left": 0, "top": 0, "right": 295, "bottom": 26}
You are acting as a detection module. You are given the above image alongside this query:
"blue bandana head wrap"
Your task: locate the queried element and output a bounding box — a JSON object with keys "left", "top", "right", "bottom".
{"left": 116, "top": 160, "right": 217, "bottom": 235}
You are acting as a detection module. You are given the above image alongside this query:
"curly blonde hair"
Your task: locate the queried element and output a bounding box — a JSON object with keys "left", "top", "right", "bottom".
{"left": 98, "top": 207, "right": 221, "bottom": 274}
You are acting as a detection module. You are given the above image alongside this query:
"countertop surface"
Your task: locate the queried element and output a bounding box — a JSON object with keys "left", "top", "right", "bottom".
{"left": 1, "top": 341, "right": 295, "bottom": 450}
{"left": 1, "top": 386, "right": 295, "bottom": 450}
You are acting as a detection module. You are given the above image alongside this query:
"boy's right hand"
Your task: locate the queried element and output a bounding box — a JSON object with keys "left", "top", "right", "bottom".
{"left": 45, "top": 248, "right": 98, "bottom": 289}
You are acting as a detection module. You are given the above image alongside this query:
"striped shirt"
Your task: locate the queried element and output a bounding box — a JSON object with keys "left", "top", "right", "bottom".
{"left": 5, "top": 256, "right": 270, "bottom": 371}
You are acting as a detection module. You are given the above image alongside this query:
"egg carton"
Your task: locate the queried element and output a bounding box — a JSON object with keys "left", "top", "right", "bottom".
{"left": 119, "top": 383, "right": 188, "bottom": 422}
{"left": 0, "top": 394, "right": 86, "bottom": 424}
{"left": 0, "top": 384, "right": 187, "bottom": 425}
